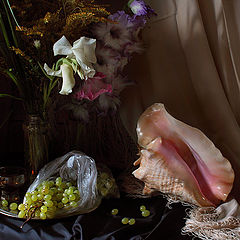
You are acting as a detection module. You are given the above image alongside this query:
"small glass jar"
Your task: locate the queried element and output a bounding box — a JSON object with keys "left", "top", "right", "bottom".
{"left": 0, "top": 166, "right": 26, "bottom": 202}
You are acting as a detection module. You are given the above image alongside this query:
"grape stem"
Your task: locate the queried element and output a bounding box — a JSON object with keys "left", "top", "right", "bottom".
{"left": 19, "top": 202, "right": 41, "bottom": 230}
{"left": 20, "top": 210, "right": 35, "bottom": 229}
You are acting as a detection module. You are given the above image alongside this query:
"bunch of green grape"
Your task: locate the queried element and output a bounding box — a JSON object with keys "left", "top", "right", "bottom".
{"left": 97, "top": 172, "right": 119, "bottom": 198}
{"left": 18, "top": 177, "right": 81, "bottom": 220}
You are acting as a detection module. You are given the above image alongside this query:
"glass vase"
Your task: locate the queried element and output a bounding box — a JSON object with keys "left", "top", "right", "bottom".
{"left": 23, "top": 114, "right": 49, "bottom": 183}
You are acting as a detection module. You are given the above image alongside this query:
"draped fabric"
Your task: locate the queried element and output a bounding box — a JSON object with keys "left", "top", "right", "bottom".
{"left": 120, "top": 0, "right": 240, "bottom": 199}
{"left": 0, "top": 196, "right": 196, "bottom": 240}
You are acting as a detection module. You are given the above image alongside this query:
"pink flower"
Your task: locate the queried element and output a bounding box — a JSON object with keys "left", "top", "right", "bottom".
{"left": 73, "top": 72, "right": 112, "bottom": 101}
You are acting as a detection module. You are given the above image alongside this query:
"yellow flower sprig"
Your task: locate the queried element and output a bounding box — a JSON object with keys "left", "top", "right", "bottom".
{"left": 10, "top": 46, "right": 31, "bottom": 62}
{"left": 16, "top": 26, "right": 43, "bottom": 37}
{"left": 66, "top": 12, "right": 108, "bottom": 26}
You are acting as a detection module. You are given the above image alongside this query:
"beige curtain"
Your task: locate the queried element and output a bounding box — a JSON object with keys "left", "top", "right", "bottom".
{"left": 120, "top": 0, "right": 240, "bottom": 200}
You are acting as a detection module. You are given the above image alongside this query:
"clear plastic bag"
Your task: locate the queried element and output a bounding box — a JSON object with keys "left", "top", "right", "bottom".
{"left": 24, "top": 151, "right": 102, "bottom": 218}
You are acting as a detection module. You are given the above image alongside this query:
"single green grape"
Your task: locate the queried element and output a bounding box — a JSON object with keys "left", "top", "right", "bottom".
{"left": 70, "top": 201, "right": 77, "bottom": 207}
{"left": 62, "top": 197, "right": 68, "bottom": 204}
{"left": 18, "top": 203, "right": 25, "bottom": 211}
{"left": 25, "top": 198, "right": 32, "bottom": 205}
{"left": 44, "top": 194, "right": 52, "bottom": 201}
{"left": 67, "top": 188, "right": 73, "bottom": 195}
{"left": 44, "top": 200, "right": 53, "bottom": 207}
{"left": 56, "top": 177, "right": 62, "bottom": 183}
{"left": 140, "top": 205, "right": 146, "bottom": 211}
{"left": 18, "top": 210, "right": 26, "bottom": 218}
{"left": 25, "top": 192, "right": 31, "bottom": 198}
{"left": 111, "top": 209, "right": 118, "bottom": 215}
{"left": 9, "top": 203, "right": 18, "bottom": 210}
{"left": 128, "top": 218, "right": 136, "bottom": 225}
{"left": 1, "top": 199, "right": 8, "bottom": 207}
{"left": 69, "top": 194, "right": 76, "bottom": 201}
{"left": 31, "top": 195, "right": 38, "bottom": 202}
{"left": 40, "top": 212, "right": 46, "bottom": 220}
{"left": 66, "top": 182, "right": 72, "bottom": 187}
{"left": 37, "top": 193, "right": 44, "bottom": 200}
{"left": 40, "top": 205, "right": 48, "bottom": 213}
{"left": 48, "top": 181, "right": 54, "bottom": 187}
{"left": 121, "top": 217, "right": 129, "bottom": 224}
{"left": 142, "top": 210, "right": 150, "bottom": 217}
{"left": 57, "top": 202, "right": 64, "bottom": 209}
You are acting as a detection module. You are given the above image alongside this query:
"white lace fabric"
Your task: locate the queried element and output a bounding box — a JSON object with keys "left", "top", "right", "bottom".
{"left": 182, "top": 199, "right": 240, "bottom": 240}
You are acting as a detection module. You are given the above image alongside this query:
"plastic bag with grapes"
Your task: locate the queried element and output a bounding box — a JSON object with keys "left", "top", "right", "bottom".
{"left": 22, "top": 151, "right": 118, "bottom": 219}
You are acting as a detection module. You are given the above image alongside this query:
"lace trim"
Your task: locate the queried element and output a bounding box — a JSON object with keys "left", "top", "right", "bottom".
{"left": 182, "top": 207, "right": 240, "bottom": 240}
{"left": 161, "top": 193, "right": 196, "bottom": 209}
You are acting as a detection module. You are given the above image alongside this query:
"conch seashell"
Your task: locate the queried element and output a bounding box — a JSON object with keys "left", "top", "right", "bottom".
{"left": 133, "top": 103, "right": 234, "bottom": 207}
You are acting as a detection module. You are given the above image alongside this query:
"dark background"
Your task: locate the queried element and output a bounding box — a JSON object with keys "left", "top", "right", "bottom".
{"left": 0, "top": 1, "right": 126, "bottom": 167}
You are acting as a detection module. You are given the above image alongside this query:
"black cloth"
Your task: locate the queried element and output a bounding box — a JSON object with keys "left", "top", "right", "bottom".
{"left": 0, "top": 196, "right": 198, "bottom": 240}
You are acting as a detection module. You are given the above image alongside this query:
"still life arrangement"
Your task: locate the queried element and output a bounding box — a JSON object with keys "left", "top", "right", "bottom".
{"left": 1, "top": 0, "right": 240, "bottom": 240}
{"left": 0, "top": 0, "right": 155, "bottom": 221}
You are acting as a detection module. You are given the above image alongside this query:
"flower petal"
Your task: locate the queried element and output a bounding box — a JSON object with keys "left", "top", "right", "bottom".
{"left": 44, "top": 63, "right": 62, "bottom": 77}
{"left": 74, "top": 72, "right": 112, "bottom": 101}
{"left": 53, "top": 35, "right": 73, "bottom": 57}
{"left": 72, "top": 37, "right": 97, "bottom": 64}
{"left": 59, "top": 64, "right": 75, "bottom": 95}
{"left": 78, "top": 61, "right": 96, "bottom": 80}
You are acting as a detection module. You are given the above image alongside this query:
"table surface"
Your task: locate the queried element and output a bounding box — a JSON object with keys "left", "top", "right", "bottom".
{"left": 0, "top": 195, "right": 198, "bottom": 240}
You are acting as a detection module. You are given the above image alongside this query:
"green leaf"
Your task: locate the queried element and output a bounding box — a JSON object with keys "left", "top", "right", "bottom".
{"left": 38, "top": 62, "right": 54, "bottom": 81}
{"left": 49, "top": 78, "right": 58, "bottom": 94}
{"left": 0, "top": 93, "right": 22, "bottom": 101}
{"left": 62, "top": 58, "right": 73, "bottom": 67}
{"left": 55, "top": 58, "right": 64, "bottom": 70}
{"left": 2, "top": 0, "right": 18, "bottom": 47}
{"left": 5, "top": 70, "right": 24, "bottom": 96}
{"left": 0, "top": 12, "right": 10, "bottom": 48}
